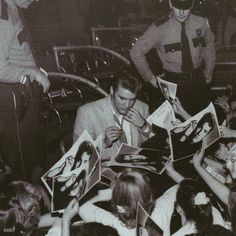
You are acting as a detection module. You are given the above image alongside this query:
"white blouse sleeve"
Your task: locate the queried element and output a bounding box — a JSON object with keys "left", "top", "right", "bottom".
{"left": 151, "top": 185, "right": 179, "bottom": 236}
{"left": 79, "top": 188, "right": 135, "bottom": 236}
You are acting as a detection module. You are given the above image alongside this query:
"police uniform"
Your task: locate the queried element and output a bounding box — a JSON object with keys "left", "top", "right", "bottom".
{"left": 0, "top": 0, "right": 46, "bottom": 181}
{"left": 130, "top": 12, "right": 216, "bottom": 115}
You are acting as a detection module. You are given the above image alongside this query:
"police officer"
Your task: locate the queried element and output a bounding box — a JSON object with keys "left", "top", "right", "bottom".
{"left": 0, "top": 0, "right": 50, "bottom": 182}
{"left": 130, "top": 0, "right": 215, "bottom": 115}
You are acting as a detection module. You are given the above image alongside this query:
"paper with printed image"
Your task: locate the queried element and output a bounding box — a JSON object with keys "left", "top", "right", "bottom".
{"left": 136, "top": 203, "right": 163, "bottom": 236}
{"left": 42, "top": 130, "right": 100, "bottom": 195}
{"left": 147, "top": 100, "right": 176, "bottom": 130}
{"left": 170, "top": 103, "right": 220, "bottom": 161}
{"left": 157, "top": 77, "right": 177, "bottom": 103}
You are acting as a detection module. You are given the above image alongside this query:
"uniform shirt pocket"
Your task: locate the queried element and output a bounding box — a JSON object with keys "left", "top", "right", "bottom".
{"left": 164, "top": 42, "right": 181, "bottom": 64}
{"left": 192, "top": 37, "right": 205, "bottom": 48}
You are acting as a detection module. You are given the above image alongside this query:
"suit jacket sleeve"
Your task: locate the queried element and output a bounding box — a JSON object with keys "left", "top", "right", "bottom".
{"left": 130, "top": 23, "right": 160, "bottom": 83}
{"left": 73, "top": 106, "right": 95, "bottom": 143}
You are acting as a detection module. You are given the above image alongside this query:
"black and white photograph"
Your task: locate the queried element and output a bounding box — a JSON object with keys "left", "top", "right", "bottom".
{"left": 107, "top": 142, "right": 169, "bottom": 174}
{"left": 157, "top": 77, "right": 177, "bottom": 103}
{"left": 41, "top": 130, "right": 99, "bottom": 195}
{"left": 0, "top": 0, "right": 236, "bottom": 235}
{"left": 51, "top": 154, "right": 101, "bottom": 213}
{"left": 170, "top": 103, "right": 220, "bottom": 161}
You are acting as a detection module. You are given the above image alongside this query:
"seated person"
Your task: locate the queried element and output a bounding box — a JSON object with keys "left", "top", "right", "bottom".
{"left": 73, "top": 73, "right": 152, "bottom": 159}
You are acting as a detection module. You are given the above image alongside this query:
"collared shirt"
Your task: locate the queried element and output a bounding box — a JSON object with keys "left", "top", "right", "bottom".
{"left": 110, "top": 96, "right": 132, "bottom": 145}
{"left": 130, "top": 13, "right": 215, "bottom": 82}
{"left": 0, "top": 0, "right": 36, "bottom": 83}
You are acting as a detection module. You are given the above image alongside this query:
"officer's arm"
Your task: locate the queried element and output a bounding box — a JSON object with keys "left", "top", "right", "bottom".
{"left": 130, "top": 24, "right": 160, "bottom": 86}
{"left": 203, "top": 19, "right": 216, "bottom": 84}
{"left": 0, "top": 20, "right": 39, "bottom": 83}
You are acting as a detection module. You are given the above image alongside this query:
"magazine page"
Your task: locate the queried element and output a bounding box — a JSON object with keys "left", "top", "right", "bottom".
{"left": 51, "top": 140, "right": 101, "bottom": 213}
{"left": 147, "top": 101, "right": 176, "bottom": 130}
{"left": 42, "top": 130, "right": 99, "bottom": 195}
{"left": 157, "top": 77, "right": 177, "bottom": 103}
{"left": 169, "top": 103, "right": 220, "bottom": 162}
{"left": 136, "top": 203, "right": 163, "bottom": 236}
{"left": 106, "top": 142, "right": 169, "bottom": 175}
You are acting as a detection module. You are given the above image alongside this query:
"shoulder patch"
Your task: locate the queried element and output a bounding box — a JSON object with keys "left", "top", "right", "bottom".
{"left": 0, "top": 0, "right": 8, "bottom": 20}
{"left": 153, "top": 14, "right": 170, "bottom": 27}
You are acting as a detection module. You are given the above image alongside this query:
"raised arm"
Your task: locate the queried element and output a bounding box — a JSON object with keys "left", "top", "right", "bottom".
{"left": 193, "top": 147, "right": 230, "bottom": 205}
{"left": 165, "top": 161, "right": 185, "bottom": 184}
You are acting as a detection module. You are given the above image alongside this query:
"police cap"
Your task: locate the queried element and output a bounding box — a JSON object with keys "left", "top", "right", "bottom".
{"left": 171, "top": 0, "right": 194, "bottom": 10}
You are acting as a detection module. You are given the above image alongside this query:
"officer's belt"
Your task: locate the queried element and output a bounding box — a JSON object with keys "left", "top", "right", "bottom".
{"left": 164, "top": 67, "right": 202, "bottom": 78}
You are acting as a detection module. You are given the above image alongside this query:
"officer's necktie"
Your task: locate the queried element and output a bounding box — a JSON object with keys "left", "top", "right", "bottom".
{"left": 1, "top": 0, "right": 8, "bottom": 20}
{"left": 113, "top": 114, "right": 127, "bottom": 144}
{"left": 181, "top": 22, "right": 193, "bottom": 73}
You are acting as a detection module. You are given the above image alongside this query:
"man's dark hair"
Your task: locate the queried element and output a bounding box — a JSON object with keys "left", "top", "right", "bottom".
{"left": 71, "top": 222, "right": 119, "bottom": 236}
{"left": 112, "top": 73, "right": 142, "bottom": 94}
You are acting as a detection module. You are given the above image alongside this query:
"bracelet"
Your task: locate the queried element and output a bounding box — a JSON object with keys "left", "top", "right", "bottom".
{"left": 139, "top": 120, "right": 147, "bottom": 129}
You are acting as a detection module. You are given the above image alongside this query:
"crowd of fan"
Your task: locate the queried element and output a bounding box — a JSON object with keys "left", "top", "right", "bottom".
{"left": 0, "top": 89, "right": 235, "bottom": 236}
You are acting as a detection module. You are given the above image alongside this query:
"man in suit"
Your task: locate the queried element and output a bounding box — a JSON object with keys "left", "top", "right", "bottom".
{"left": 73, "top": 74, "right": 152, "bottom": 159}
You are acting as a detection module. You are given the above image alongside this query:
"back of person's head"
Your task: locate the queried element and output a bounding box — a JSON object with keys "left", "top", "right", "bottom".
{"left": 112, "top": 170, "right": 154, "bottom": 228}
{"left": 112, "top": 72, "right": 142, "bottom": 95}
{"left": 71, "top": 222, "right": 119, "bottom": 236}
{"left": 200, "top": 224, "right": 233, "bottom": 236}
{"left": 229, "top": 180, "right": 236, "bottom": 235}
{"left": 0, "top": 195, "right": 26, "bottom": 235}
{"left": 4, "top": 181, "right": 41, "bottom": 234}
{"left": 176, "top": 179, "right": 213, "bottom": 233}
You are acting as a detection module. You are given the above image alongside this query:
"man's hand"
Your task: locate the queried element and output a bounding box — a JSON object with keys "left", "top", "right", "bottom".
{"left": 203, "top": 70, "right": 213, "bottom": 85}
{"left": 34, "top": 70, "right": 50, "bottom": 92}
{"left": 124, "top": 107, "right": 146, "bottom": 128}
{"left": 104, "top": 126, "right": 122, "bottom": 148}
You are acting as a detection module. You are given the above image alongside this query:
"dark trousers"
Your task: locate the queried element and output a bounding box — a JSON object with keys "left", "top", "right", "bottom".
{"left": 0, "top": 82, "right": 46, "bottom": 181}
{"left": 165, "top": 68, "right": 209, "bottom": 115}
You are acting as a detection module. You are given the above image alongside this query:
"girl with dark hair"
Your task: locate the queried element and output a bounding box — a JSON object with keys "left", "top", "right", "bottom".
{"left": 78, "top": 170, "right": 156, "bottom": 236}
{"left": 151, "top": 177, "right": 226, "bottom": 235}
{"left": 193, "top": 146, "right": 236, "bottom": 233}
